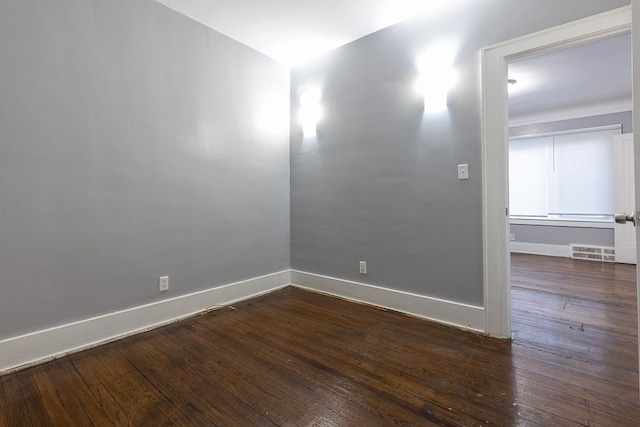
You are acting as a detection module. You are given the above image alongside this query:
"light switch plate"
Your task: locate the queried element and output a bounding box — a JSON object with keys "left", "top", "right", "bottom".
{"left": 458, "top": 164, "right": 469, "bottom": 180}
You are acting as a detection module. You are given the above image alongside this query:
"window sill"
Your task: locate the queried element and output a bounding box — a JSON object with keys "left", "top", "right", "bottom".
{"left": 509, "top": 217, "right": 614, "bottom": 229}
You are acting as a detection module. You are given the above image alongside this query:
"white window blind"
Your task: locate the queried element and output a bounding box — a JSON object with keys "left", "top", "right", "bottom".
{"left": 509, "top": 127, "right": 619, "bottom": 219}
{"left": 548, "top": 130, "right": 615, "bottom": 215}
{"left": 509, "top": 137, "right": 550, "bottom": 216}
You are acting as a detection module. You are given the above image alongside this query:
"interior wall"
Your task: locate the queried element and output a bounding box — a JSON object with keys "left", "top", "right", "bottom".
{"left": 290, "top": 0, "right": 629, "bottom": 306}
{"left": 0, "top": 0, "right": 290, "bottom": 341}
{"left": 511, "top": 225, "right": 614, "bottom": 247}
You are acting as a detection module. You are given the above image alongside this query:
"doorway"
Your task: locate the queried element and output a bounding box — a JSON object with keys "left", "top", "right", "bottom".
{"left": 481, "top": 3, "right": 639, "bottom": 397}
{"left": 481, "top": 5, "right": 632, "bottom": 339}
{"left": 506, "top": 32, "right": 635, "bottom": 350}
{"left": 507, "top": 31, "right": 633, "bottom": 259}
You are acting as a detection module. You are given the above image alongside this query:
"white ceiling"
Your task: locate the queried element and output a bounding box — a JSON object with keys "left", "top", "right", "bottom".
{"left": 153, "top": 0, "right": 467, "bottom": 65}
{"left": 508, "top": 33, "right": 632, "bottom": 123}
{"left": 153, "top": 1, "right": 632, "bottom": 121}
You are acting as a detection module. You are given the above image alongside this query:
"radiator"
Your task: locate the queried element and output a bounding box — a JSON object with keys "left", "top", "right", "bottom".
{"left": 570, "top": 244, "right": 615, "bottom": 262}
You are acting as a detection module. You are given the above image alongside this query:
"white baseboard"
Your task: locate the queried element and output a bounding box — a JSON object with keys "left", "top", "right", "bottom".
{"left": 2, "top": 269, "right": 492, "bottom": 374}
{"left": 290, "top": 270, "right": 485, "bottom": 332}
{"left": 510, "top": 242, "right": 571, "bottom": 258}
{"left": 0, "top": 270, "right": 290, "bottom": 374}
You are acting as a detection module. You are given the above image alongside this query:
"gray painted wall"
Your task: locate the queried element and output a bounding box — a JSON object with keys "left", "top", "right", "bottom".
{"left": 0, "top": 0, "right": 290, "bottom": 340}
{"left": 290, "top": 0, "right": 629, "bottom": 306}
{"left": 508, "top": 112, "right": 630, "bottom": 246}
{"left": 510, "top": 225, "right": 614, "bottom": 247}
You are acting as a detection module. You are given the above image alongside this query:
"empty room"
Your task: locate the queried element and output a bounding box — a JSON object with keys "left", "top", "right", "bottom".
{"left": 1, "top": 0, "right": 638, "bottom": 425}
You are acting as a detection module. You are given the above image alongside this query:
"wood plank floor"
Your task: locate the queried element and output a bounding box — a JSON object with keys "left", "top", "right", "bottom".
{"left": 1, "top": 254, "right": 638, "bottom": 426}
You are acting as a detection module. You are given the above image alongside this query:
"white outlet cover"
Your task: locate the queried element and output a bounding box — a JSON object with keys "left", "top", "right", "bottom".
{"left": 359, "top": 261, "right": 367, "bottom": 275}
{"left": 159, "top": 276, "right": 169, "bottom": 292}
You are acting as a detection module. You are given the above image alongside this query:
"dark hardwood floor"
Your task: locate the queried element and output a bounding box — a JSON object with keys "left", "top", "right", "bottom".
{"left": 1, "top": 254, "right": 638, "bottom": 426}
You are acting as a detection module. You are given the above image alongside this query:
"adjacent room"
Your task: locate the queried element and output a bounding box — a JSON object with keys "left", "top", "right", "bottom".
{"left": 505, "top": 32, "right": 639, "bottom": 426}
{"left": 1, "top": 0, "right": 638, "bottom": 425}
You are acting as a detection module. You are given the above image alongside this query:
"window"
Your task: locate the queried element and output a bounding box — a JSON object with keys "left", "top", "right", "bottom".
{"left": 509, "top": 126, "right": 619, "bottom": 221}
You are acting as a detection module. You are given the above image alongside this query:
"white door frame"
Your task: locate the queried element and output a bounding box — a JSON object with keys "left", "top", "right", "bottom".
{"left": 481, "top": 6, "right": 632, "bottom": 338}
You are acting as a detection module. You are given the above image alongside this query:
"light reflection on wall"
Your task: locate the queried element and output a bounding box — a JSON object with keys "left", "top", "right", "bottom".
{"left": 298, "top": 86, "right": 323, "bottom": 135}
{"left": 416, "top": 43, "right": 458, "bottom": 112}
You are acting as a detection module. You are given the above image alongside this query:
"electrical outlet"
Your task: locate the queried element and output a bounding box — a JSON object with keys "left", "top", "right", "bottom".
{"left": 359, "top": 261, "right": 367, "bottom": 275}
{"left": 510, "top": 233, "right": 515, "bottom": 241}
{"left": 159, "top": 276, "right": 169, "bottom": 292}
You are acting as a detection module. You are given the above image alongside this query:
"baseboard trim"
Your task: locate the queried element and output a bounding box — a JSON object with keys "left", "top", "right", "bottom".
{"left": 0, "top": 270, "right": 290, "bottom": 374}
{"left": 510, "top": 242, "right": 571, "bottom": 258}
{"left": 290, "top": 270, "right": 485, "bottom": 332}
